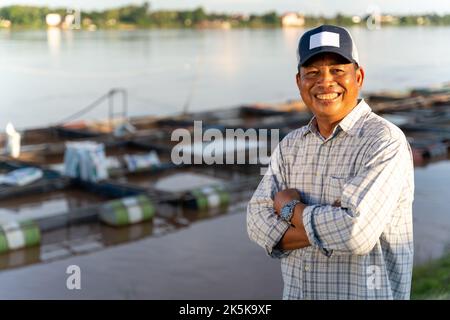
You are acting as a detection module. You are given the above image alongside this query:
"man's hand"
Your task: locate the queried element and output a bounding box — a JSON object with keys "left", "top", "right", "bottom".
{"left": 273, "top": 189, "right": 311, "bottom": 250}
{"left": 332, "top": 199, "right": 341, "bottom": 207}
{"left": 273, "top": 188, "right": 301, "bottom": 215}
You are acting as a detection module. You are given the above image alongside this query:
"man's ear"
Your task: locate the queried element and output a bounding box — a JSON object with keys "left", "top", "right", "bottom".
{"left": 296, "top": 72, "right": 301, "bottom": 90}
{"left": 356, "top": 66, "right": 365, "bottom": 88}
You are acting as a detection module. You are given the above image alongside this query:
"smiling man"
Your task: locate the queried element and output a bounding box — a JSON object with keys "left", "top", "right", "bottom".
{"left": 247, "top": 25, "right": 414, "bottom": 300}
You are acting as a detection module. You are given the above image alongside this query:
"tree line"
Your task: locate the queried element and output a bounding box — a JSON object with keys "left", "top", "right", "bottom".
{"left": 1, "top": 2, "right": 450, "bottom": 29}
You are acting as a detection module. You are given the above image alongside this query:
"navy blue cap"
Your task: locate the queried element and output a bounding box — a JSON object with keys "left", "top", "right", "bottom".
{"left": 297, "top": 25, "right": 359, "bottom": 67}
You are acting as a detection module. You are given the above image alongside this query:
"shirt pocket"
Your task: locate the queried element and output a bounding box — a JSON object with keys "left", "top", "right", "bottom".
{"left": 324, "top": 175, "right": 347, "bottom": 205}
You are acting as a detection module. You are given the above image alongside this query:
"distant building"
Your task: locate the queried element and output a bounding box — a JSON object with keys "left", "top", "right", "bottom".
{"left": 352, "top": 16, "right": 362, "bottom": 24}
{"left": 106, "top": 19, "right": 117, "bottom": 27}
{"left": 281, "top": 12, "right": 305, "bottom": 27}
{"left": 0, "top": 19, "right": 11, "bottom": 28}
{"left": 380, "top": 15, "right": 399, "bottom": 24}
{"left": 196, "top": 20, "right": 231, "bottom": 29}
{"left": 231, "top": 14, "right": 249, "bottom": 22}
{"left": 63, "top": 14, "right": 75, "bottom": 28}
{"left": 46, "top": 13, "right": 62, "bottom": 27}
{"left": 416, "top": 16, "right": 426, "bottom": 25}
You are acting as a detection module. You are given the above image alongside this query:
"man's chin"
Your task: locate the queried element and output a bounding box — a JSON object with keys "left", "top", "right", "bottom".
{"left": 313, "top": 97, "right": 342, "bottom": 107}
{"left": 314, "top": 101, "right": 342, "bottom": 114}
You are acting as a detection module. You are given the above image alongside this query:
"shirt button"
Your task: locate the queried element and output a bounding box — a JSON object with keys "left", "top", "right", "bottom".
{"left": 304, "top": 265, "right": 310, "bottom": 271}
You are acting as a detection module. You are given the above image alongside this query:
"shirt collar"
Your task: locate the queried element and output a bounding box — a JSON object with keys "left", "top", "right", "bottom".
{"left": 302, "top": 99, "right": 372, "bottom": 138}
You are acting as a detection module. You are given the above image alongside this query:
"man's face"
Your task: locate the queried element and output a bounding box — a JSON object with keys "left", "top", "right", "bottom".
{"left": 296, "top": 53, "right": 364, "bottom": 123}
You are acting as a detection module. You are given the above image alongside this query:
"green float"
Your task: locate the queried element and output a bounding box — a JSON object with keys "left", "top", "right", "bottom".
{"left": 0, "top": 220, "right": 41, "bottom": 254}
{"left": 99, "top": 195, "right": 155, "bottom": 227}
{"left": 190, "top": 186, "right": 230, "bottom": 210}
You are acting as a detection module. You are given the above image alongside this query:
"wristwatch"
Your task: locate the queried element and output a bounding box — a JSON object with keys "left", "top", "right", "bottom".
{"left": 280, "top": 199, "right": 301, "bottom": 222}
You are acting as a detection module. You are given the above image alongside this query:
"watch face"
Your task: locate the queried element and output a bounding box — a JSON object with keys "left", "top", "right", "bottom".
{"left": 281, "top": 200, "right": 299, "bottom": 221}
{"left": 281, "top": 205, "right": 292, "bottom": 220}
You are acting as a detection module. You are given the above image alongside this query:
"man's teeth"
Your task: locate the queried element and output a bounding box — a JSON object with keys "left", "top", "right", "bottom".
{"left": 316, "top": 93, "right": 339, "bottom": 100}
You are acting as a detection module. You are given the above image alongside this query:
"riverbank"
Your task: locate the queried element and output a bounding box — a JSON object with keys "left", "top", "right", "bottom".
{"left": 4, "top": 22, "right": 450, "bottom": 32}
{"left": 412, "top": 253, "right": 450, "bottom": 299}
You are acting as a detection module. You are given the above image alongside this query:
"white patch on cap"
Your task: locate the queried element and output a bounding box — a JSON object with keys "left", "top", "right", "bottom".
{"left": 309, "top": 31, "right": 340, "bottom": 49}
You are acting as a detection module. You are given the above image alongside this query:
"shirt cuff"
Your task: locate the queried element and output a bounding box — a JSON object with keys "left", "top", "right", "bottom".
{"left": 265, "top": 216, "right": 292, "bottom": 259}
{"left": 302, "top": 205, "right": 334, "bottom": 258}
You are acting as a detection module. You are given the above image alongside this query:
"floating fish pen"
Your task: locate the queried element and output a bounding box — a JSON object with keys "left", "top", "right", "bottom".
{"left": 363, "top": 84, "right": 450, "bottom": 166}
{"left": 15, "top": 124, "right": 105, "bottom": 147}
{"left": 0, "top": 198, "right": 250, "bottom": 271}
{"left": 109, "top": 163, "right": 260, "bottom": 206}
{"left": 408, "top": 138, "right": 450, "bottom": 166}
{"left": 13, "top": 139, "right": 171, "bottom": 175}
{"left": 366, "top": 83, "right": 450, "bottom": 113}
{"left": 0, "top": 139, "right": 263, "bottom": 270}
{"left": 0, "top": 169, "right": 182, "bottom": 270}
{"left": 0, "top": 216, "right": 158, "bottom": 270}
{"left": 0, "top": 164, "right": 254, "bottom": 270}
{"left": 0, "top": 160, "right": 68, "bottom": 199}
{"left": 177, "top": 104, "right": 312, "bottom": 131}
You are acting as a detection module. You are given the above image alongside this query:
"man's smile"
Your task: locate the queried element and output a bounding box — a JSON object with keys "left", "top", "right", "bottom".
{"left": 314, "top": 92, "right": 342, "bottom": 101}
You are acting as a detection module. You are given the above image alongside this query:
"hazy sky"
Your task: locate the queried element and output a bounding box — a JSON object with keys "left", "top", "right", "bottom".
{"left": 1, "top": 0, "right": 450, "bottom": 15}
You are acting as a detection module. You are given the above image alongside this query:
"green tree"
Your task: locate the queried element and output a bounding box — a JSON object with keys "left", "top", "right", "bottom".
{"left": 192, "top": 7, "right": 206, "bottom": 23}
{"left": 261, "top": 11, "right": 279, "bottom": 25}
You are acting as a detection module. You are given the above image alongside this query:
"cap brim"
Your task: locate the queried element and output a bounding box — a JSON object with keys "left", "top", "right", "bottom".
{"left": 299, "top": 47, "right": 355, "bottom": 67}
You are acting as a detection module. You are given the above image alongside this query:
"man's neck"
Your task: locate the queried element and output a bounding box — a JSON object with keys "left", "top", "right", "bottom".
{"left": 314, "top": 100, "right": 360, "bottom": 139}
{"left": 315, "top": 119, "right": 340, "bottom": 139}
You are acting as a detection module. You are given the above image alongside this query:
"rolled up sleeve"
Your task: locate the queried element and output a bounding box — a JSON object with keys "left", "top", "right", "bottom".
{"left": 247, "top": 141, "right": 293, "bottom": 258}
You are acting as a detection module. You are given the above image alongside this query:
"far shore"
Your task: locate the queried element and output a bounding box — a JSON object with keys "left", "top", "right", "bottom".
{"left": 2, "top": 24, "right": 449, "bottom": 32}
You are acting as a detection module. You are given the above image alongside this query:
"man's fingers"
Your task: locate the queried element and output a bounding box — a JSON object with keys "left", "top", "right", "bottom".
{"left": 332, "top": 199, "right": 341, "bottom": 207}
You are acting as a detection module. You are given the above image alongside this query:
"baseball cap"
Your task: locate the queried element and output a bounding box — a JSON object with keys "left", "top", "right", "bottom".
{"left": 297, "top": 25, "right": 360, "bottom": 68}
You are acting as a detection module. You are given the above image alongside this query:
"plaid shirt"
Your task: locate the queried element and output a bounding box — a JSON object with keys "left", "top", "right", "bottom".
{"left": 247, "top": 100, "right": 414, "bottom": 300}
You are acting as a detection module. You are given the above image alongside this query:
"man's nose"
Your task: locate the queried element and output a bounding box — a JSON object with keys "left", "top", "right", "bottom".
{"left": 316, "top": 69, "right": 335, "bottom": 86}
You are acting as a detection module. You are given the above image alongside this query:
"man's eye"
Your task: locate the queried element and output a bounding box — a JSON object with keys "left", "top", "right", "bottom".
{"left": 332, "top": 68, "right": 345, "bottom": 74}
{"left": 306, "top": 70, "right": 318, "bottom": 76}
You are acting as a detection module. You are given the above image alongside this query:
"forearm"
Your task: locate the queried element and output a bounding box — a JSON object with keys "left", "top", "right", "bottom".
{"left": 247, "top": 192, "right": 293, "bottom": 259}
{"left": 275, "top": 226, "right": 310, "bottom": 250}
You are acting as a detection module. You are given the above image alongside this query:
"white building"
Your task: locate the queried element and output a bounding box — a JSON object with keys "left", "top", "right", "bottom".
{"left": 0, "top": 19, "right": 11, "bottom": 28}
{"left": 352, "top": 16, "right": 362, "bottom": 24}
{"left": 281, "top": 13, "right": 305, "bottom": 27}
{"left": 46, "top": 13, "right": 62, "bottom": 27}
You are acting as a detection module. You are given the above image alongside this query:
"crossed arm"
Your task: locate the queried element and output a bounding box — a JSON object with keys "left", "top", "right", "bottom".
{"left": 272, "top": 189, "right": 310, "bottom": 251}
{"left": 247, "top": 132, "right": 412, "bottom": 258}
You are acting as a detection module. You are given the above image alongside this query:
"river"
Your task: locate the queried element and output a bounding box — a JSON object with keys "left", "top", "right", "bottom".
{"left": 1, "top": 27, "right": 450, "bottom": 129}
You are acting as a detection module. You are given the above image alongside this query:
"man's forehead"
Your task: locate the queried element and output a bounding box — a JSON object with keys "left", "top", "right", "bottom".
{"left": 302, "top": 52, "right": 352, "bottom": 68}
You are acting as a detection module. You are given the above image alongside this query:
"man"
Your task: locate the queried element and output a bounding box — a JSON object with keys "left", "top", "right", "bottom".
{"left": 247, "top": 25, "right": 414, "bottom": 300}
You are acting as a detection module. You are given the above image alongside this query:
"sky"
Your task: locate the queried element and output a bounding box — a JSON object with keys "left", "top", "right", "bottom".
{"left": 1, "top": 0, "right": 450, "bottom": 16}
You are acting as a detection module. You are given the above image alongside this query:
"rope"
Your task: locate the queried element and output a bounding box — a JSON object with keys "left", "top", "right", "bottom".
{"left": 54, "top": 91, "right": 112, "bottom": 125}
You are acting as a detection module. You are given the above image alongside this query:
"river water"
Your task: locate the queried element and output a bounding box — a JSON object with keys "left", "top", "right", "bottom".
{"left": 1, "top": 27, "right": 450, "bottom": 129}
